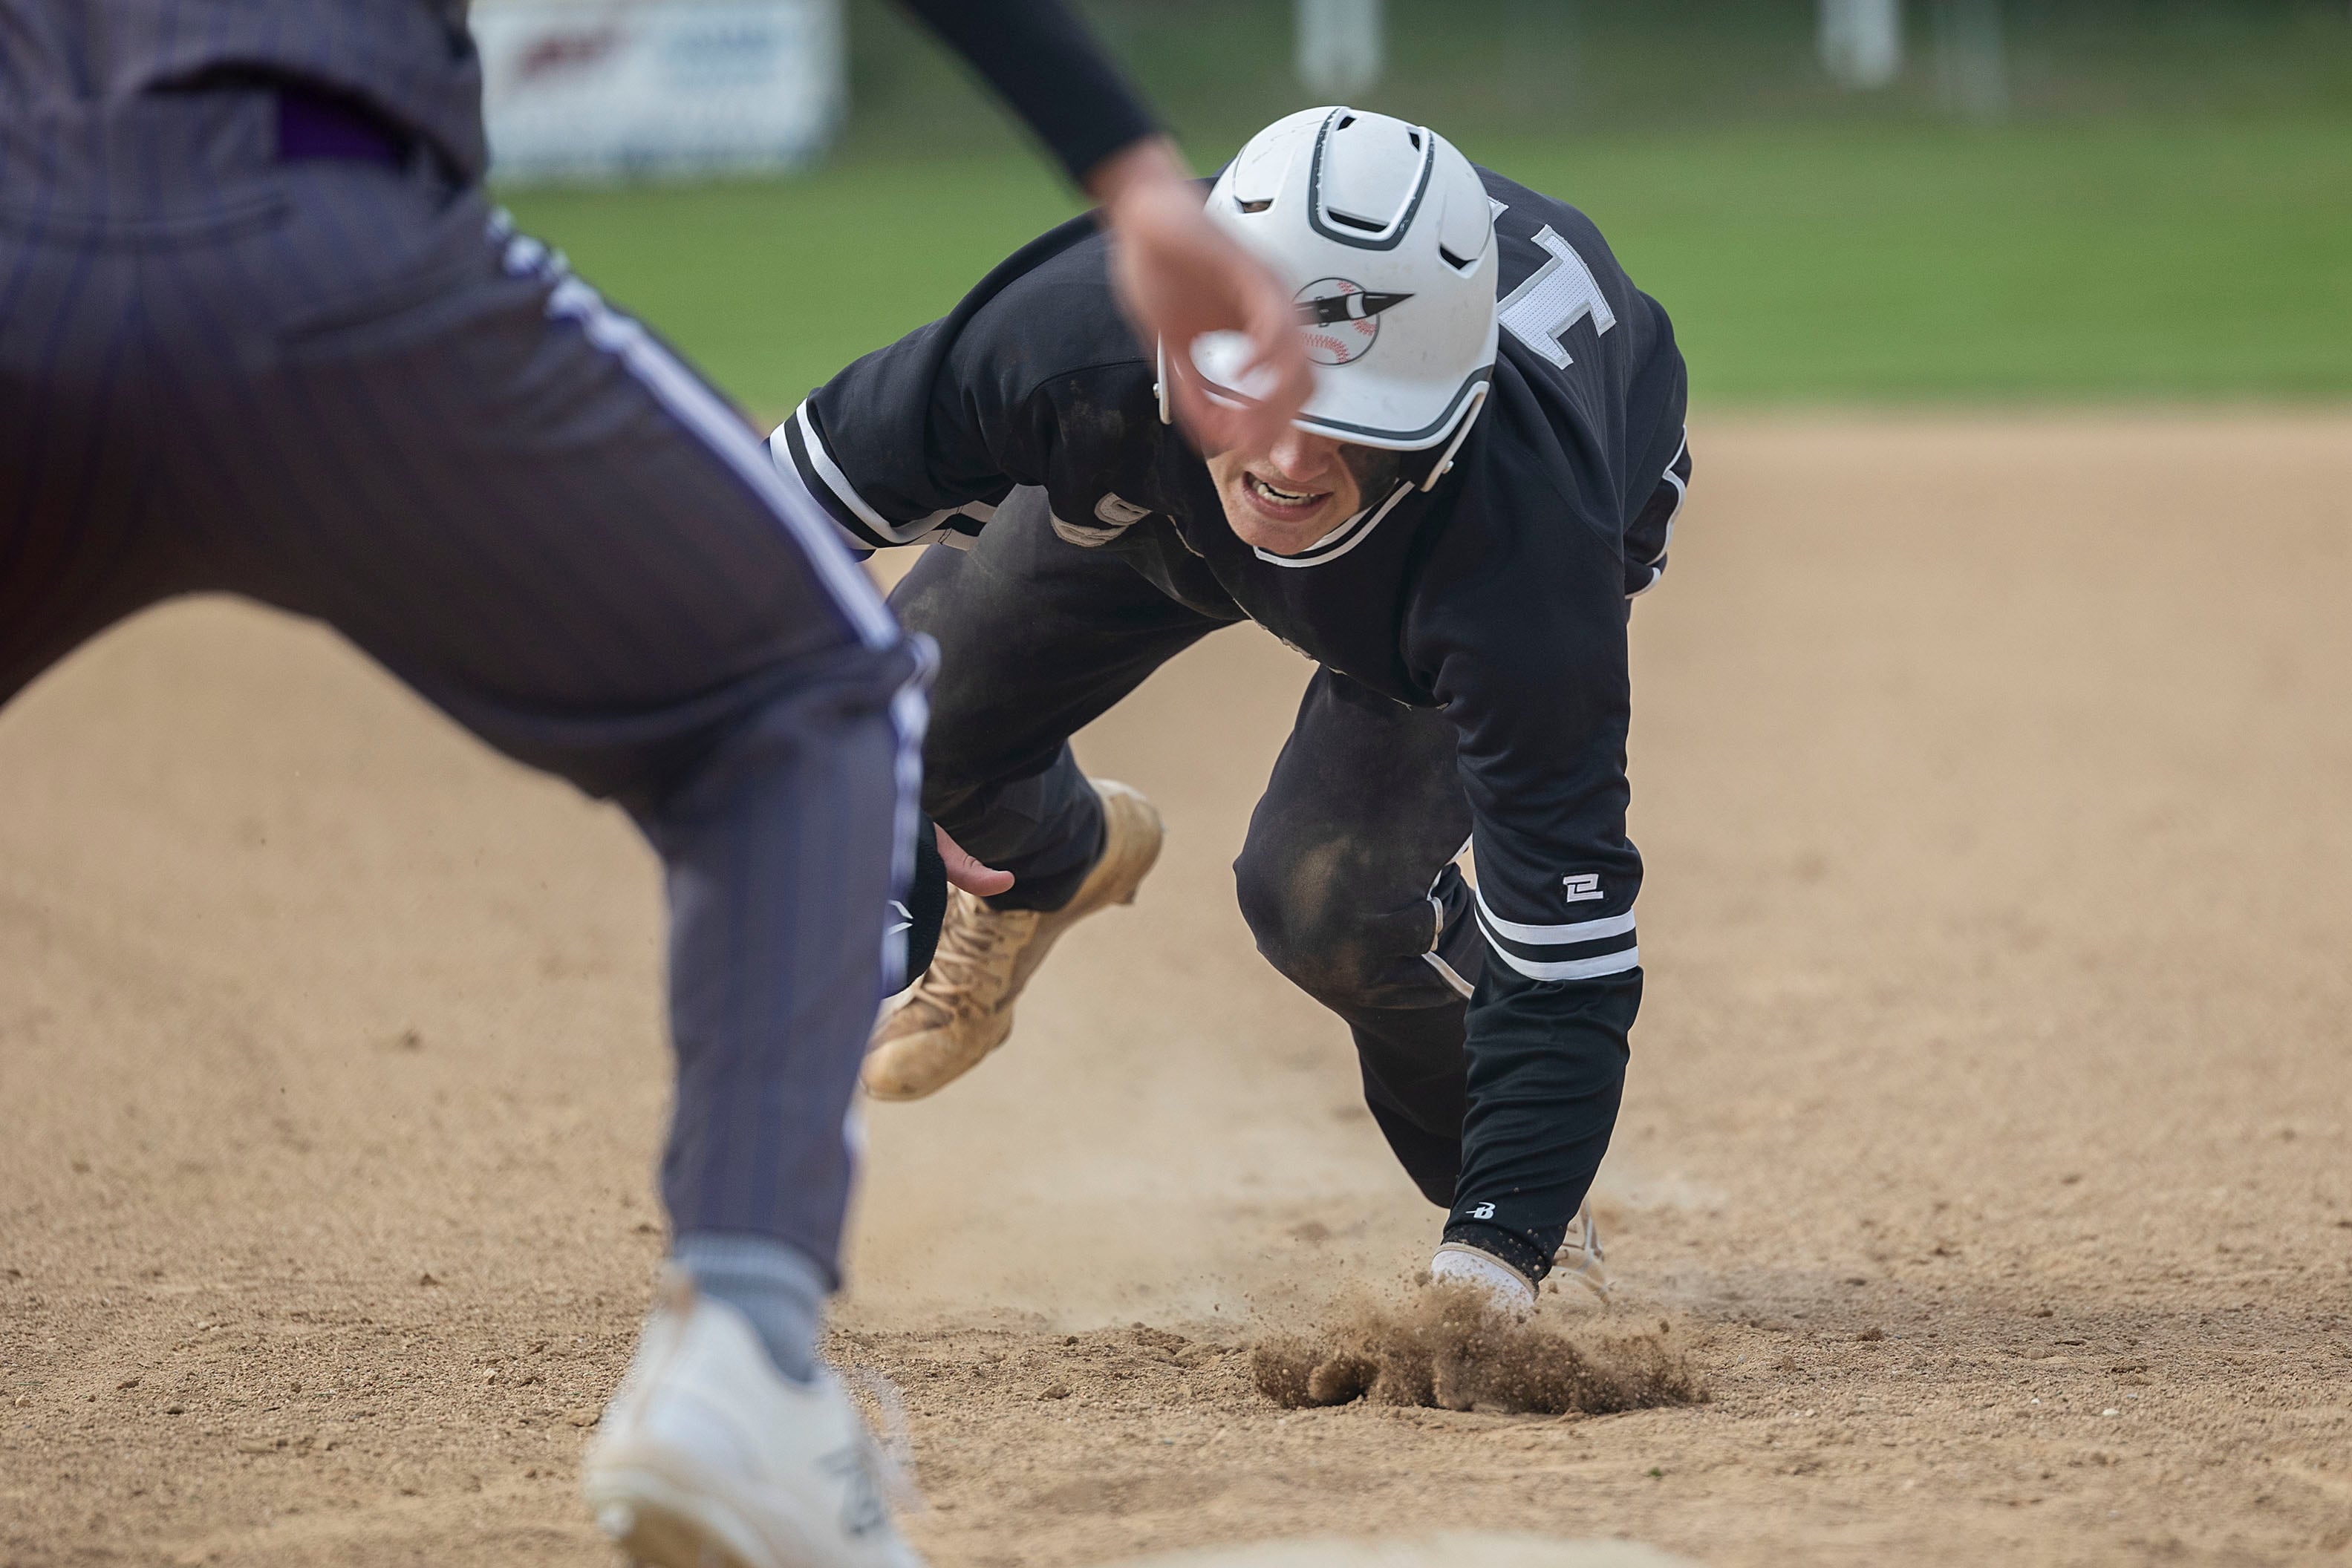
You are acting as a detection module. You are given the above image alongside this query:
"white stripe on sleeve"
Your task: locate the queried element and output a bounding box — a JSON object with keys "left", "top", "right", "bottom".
{"left": 1482, "top": 941, "right": 1642, "bottom": 982}
{"left": 1470, "top": 883, "right": 1637, "bottom": 946}
{"left": 791, "top": 401, "right": 917, "bottom": 543}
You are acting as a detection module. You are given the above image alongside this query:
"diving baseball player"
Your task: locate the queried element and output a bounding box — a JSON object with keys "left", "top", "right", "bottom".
{"left": 0, "top": 6, "right": 1310, "bottom": 1567}
{"left": 780, "top": 108, "right": 1690, "bottom": 1313}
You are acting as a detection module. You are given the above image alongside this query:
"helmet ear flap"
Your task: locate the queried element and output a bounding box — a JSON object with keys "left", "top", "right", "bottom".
{"left": 1407, "top": 379, "right": 1489, "bottom": 491}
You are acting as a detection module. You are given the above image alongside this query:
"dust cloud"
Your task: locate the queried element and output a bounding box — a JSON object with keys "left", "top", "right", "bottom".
{"left": 1251, "top": 1283, "right": 1707, "bottom": 1416}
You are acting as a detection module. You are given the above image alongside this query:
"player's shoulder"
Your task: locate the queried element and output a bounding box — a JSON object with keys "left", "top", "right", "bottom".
{"left": 1471, "top": 165, "right": 1637, "bottom": 310}
{"left": 1462, "top": 163, "right": 1682, "bottom": 472}
{"left": 1474, "top": 166, "right": 1587, "bottom": 233}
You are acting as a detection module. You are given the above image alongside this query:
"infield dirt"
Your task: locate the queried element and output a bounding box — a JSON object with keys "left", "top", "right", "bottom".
{"left": 2, "top": 414, "right": 2348, "bottom": 1567}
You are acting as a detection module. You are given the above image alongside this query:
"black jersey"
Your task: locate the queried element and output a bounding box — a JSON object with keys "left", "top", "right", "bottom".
{"left": 781, "top": 167, "right": 1688, "bottom": 1177}
{"left": 790, "top": 174, "right": 1693, "bottom": 1212}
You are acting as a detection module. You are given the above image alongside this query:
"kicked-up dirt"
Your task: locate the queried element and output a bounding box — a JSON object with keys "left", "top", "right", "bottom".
{"left": 2, "top": 413, "right": 2349, "bottom": 1567}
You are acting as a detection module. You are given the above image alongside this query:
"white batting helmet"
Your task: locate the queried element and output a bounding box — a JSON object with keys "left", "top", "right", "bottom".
{"left": 1176, "top": 106, "right": 1499, "bottom": 489}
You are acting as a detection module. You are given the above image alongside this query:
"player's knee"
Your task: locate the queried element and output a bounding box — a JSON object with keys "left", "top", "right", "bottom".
{"left": 1234, "top": 838, "right": 1390, "bottom": 1002}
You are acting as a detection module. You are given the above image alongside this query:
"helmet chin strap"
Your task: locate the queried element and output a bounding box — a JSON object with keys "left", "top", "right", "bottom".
{"left": 1157, "top": 338, "right": 1488, "bottom": 497}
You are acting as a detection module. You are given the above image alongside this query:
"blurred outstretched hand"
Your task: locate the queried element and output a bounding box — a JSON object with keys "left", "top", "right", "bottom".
{"left": 1087, "top": 137, "right": 1314, "bottom": 454}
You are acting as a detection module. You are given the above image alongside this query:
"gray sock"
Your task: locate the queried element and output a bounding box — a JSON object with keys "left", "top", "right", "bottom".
{"left": 671, "top": 1232, "right": 828, "bottom": 1385}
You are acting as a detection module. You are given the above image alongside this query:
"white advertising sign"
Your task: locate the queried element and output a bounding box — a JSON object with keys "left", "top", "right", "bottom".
{"left": 475, "top": 0, "right": 844, "bottom": 183}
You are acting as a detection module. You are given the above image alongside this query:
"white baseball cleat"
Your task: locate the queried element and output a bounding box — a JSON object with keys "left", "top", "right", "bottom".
{"left": 1429, "top": 1242, "right": 1537, "bottom": 1318}
{"left": 583, "top": 1273, "right": 922, "bottom": 1568}
{"left": 863, "top": 778, "right": 1162, "bottom": 1101}
{"left": 1551, "top": 1200, "right": 1612, "bottom": 1304}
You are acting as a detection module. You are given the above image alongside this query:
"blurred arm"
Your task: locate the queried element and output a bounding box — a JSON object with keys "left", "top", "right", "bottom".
{"left": 894, "top": 0, "right": 1312, "bottom": 450}
{"left": 897, "top": 0, "right": 1159, "bottom": 186}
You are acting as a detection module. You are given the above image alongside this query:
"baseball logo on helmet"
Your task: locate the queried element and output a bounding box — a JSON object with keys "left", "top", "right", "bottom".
{"left": 1294, "top": 277, "right": 1412, "bottom": 366}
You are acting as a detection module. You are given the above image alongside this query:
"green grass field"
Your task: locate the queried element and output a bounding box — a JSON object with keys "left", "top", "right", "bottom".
{"left": 501, "top": 117, "right": 2352, "bottom": 414}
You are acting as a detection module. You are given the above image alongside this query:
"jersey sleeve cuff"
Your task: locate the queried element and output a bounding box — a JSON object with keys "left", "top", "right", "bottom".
{"left": 773, "top": 402, "right": 919, "bottom": 552}
{"left": 1470, "top": 882, "right": 1641, "bottom": 982}
{"left": 772, "top": 402, "right": 1001, "bottom": 555}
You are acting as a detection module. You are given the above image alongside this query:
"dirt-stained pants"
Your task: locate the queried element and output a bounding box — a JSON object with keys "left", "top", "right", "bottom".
{"left": 890, "top": 487, "right": 1489, "bottom": 1209}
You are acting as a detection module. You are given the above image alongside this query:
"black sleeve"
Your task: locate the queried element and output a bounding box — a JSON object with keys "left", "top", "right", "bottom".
{"left": 770, "top": 219, "right": 1147, "bottom": 555}
{"left": 1411, "top": 468, "right": 1648, "bottom": 1279}
{"left": 1623, "top": 430, "right": 1691, "bottom": 598}
{"left": 898, "top": 0, "right": 1159, "bottom": 185}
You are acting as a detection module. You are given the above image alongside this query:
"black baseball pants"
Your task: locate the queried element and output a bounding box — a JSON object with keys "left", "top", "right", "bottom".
{"left": 890, "top": 487, "right": 1491, "bottom": 1209}
{"left": 0, "top": 91, "right": 922, "bottom": 1280}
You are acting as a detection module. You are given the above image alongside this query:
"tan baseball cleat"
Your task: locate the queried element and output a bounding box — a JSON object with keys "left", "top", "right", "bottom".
{"left": 862, "top": 779, "right": 1161, "bottom": 1102}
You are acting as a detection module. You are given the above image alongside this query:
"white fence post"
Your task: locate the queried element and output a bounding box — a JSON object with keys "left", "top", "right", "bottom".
{"left": 1820, "top": 0, "right": 1903, "bottom": 90}
{"left": 1297, "top": 0, "right": 1384, "bottom": 97}
{"left": 1933, "top": 0, "right": 2010, "bottom": 119}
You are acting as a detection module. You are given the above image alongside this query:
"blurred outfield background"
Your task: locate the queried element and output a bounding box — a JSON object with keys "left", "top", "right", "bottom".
{"left": 496, "top": 0, "right": 2352, "bottom": 414}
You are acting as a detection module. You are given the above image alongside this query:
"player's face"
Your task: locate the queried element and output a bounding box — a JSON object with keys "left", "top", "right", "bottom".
{"left": 1206, "top": 428, "right": 1395, "bottom": 556}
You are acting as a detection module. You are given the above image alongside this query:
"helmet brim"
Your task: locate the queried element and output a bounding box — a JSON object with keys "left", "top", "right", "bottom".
{"left": 1190, "top": 328, "right": 1496, "bottom": 452}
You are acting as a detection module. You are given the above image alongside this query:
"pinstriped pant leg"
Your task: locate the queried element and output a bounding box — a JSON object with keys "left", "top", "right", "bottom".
{"left": 59, "top": 108, "right": 921, "bottom": 1278}
{"left": 0, "top": 227, "right": 182, "bottom": 704}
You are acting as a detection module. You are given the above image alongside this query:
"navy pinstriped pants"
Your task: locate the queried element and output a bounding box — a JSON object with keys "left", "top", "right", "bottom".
{"left": 0, "top": 92, "right": 921, "bottom": 1280}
